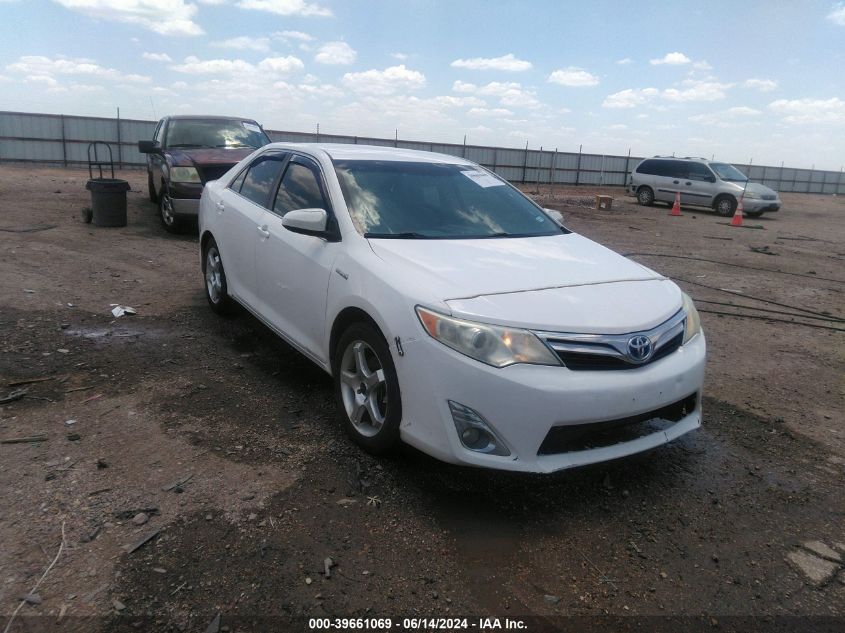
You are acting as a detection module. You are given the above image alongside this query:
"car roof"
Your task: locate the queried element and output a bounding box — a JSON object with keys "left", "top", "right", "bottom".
{"left": 263, "top": 142, "right": 475, "bottom": 165}
{"left": 167, "top": 115, "right": 260, "bottom": 123}
{"left": 644, "top": 156, "right": 711, "bottom": 163}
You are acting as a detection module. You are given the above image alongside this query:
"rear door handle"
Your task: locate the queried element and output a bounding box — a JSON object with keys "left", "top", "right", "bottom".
{"left": 257, "top": 225, "right": 270, "bottom": 238}
{"left": 672, "top": 180, "right": 680, "bottom": 184}
{"left": 685, "top": 181, "right": 692, "bottom": 186}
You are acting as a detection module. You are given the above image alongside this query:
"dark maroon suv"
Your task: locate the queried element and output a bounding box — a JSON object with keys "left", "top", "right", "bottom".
{"left": 138, "top": 115, "right": 271, "bottom": 232}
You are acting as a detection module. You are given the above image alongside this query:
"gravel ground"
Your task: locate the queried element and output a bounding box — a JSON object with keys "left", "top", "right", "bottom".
{"left": 0, "top": 166, "right": 842, "bottom": 632}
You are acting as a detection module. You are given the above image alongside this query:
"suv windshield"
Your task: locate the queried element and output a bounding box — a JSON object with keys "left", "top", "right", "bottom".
{"left": 709, "top": 162, "right": 748, "bottom": 182}
{"left": 333, "top": 160, "right": 564, "bottom": 239}
{"left": 166, "top": 119, "right": 270, "bottom": 149}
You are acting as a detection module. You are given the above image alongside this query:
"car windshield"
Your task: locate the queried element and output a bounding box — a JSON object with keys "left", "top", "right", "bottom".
{"left": 166, "top": 119, "right": 270, "bottom": 149}
{"left": 709, "top": 162, "right": 748, "bottom": 182}
{"left": 333, "top": 160, "right": 565, "bottom": 239}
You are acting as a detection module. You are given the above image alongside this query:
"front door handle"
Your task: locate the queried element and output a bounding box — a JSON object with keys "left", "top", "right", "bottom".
{"left": 257, "top": 225, "right": 270, "bottom": 238}
{"left": 673, "top": 180, "right": 680, "bottom": 184}
{"left": 216, "top": 201, "right": 225, "bottom": 214}
{"left": 685, "top": 181, "right": 692, "bottom": 186}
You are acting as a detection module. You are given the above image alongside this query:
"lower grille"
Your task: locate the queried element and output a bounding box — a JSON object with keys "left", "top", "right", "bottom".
{"left": 762, "top": 194, "right": 777, "bottom": 200}
{"left": 198, "top": 164, "right": 235, "bottom": 183}
{"left": 537, "top": 392, "right": 698, "bottom": 455}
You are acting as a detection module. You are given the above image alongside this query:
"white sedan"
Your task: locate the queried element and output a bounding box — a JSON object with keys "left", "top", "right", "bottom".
{"left": 198, "top": 143, "right": 706, "bottom": 473}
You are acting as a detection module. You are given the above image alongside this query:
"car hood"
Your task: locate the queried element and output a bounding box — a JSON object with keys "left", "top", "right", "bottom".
{"left": 167, "top": 147, "right": 255, "bottom": 167}
{"left": 368, "top": 233, "right": 682, "bottom": 332}
{"left": 724, "top": 181, "right": 778, "bottom": 197}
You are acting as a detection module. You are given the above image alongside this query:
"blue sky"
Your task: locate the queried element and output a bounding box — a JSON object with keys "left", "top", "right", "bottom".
{"left": 1, "top": 0, "right": 844, "bottom": 168}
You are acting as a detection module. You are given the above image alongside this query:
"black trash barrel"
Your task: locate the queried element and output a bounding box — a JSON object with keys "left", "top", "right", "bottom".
{"left": 86, "top": 178, "right": 130, "bottom": 227}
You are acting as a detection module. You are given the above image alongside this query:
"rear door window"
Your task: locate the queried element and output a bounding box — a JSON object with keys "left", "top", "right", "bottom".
{"left": 239, "top": 155, "right": 286, "bottom": 208}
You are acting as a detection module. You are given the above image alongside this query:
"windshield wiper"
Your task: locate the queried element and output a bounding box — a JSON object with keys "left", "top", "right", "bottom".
{"left": 364, "top": 231, "right": 431, "bottom": 239}
{"left": 169, "top": 143, "right": 211, "bottom": 148}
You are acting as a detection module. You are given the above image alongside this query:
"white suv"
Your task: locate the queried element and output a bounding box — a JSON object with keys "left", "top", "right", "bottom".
{"left": 199, "top": 144, "right": 706, "bottom": 473}
{"left": 629, "top": 157, "right": 782, "bottom": 217}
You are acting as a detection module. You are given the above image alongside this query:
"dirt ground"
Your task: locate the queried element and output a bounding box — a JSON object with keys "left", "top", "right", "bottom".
{"left": 0, "top": 166, "right": 843, "bottom": 633}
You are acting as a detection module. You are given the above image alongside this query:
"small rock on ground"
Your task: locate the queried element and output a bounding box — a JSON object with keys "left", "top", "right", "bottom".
{"left": 786, "top": 550, "right": 840, "bottom": 586}
{"left": 132, "top": 512, "right": 149, "bottom": 526}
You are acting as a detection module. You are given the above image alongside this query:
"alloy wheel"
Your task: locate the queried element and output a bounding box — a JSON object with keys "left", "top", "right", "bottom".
{"left": 160, "top": 194, "right": 175, "bottom": 226}
{"left": 339, "top": 340, "right": 388, "bottom": 437}
{"left": 205, "top": 247, "right": 223, "bottom": 304}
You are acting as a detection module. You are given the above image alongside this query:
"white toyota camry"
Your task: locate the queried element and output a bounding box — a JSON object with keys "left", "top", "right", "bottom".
{"left": 198, "top": 143, "right": 706, "bottom": 473}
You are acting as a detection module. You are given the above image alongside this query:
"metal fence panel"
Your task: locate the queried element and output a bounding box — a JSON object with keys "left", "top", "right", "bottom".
{"left": 1, "top": 111, "right": 843, "bottom": 193}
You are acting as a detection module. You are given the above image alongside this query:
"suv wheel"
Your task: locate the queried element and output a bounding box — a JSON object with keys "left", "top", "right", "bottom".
{"left": 333, "top": 323, "right": 402, "bottom": 455}
{"left": 636, "top": 186, "right": 655, "bottom": 206}
{"left": 714, "top": 195, "right": 737, "bottom": 217}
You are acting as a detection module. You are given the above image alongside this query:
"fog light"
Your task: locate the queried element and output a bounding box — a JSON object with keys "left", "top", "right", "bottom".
{"left": 448, "top": 400, "right": 510, "bottom": 456}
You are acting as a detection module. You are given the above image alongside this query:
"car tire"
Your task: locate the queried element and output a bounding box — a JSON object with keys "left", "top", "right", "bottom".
{"left": 202, "top": 237, "right": 235, "bottom": 315}
{"left": 159, "top": 185, "right": 183, "bottom": 234}
{"left": 745, "top": 211, "right": 764, "bottom": 218}
{"left": 333, "top": 323, "right": 402, "bottom": 455}
{"left": 636, "top": 186, "right": 655, "bottom": 206}
{"left": 147, "top": 171, "right": 158, "bottom": 203}
{"left": 714, "top": 195, "right": 737, "bottom": 217}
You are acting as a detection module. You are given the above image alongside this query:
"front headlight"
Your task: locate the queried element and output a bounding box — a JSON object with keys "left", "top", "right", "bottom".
{"left": 743, "top": 190, "right": 761, "bottom": 199}
{"left": 681, "top": 292, "right": 701, "bottom": 343}
{"left": 416, "top": 307, "right": 560, "bottom": 368}
{"left": 170, "top": 166, "right": 201, "bottom": 183}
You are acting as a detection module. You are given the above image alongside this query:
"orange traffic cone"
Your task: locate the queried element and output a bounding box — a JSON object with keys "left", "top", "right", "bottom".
{"left": 670, "top": 191, "right": 682, "bottom": 216}
{"left": 730, "top": 197, "right": 744, "bottom": 227}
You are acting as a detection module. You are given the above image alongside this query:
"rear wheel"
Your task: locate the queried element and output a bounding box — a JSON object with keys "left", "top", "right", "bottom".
{"left": 714, "top": 195, "right": 737, "bottom": 217}
{"left": 636, "top": 186, "right": 655, "bottom": 206}
{"left": 333, "top": 323, "right": 402, "bottom": 455}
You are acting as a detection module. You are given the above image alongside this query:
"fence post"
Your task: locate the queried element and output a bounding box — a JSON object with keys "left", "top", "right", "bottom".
{"left": 624, "top": 148, "right": 631, "bottom": 188}
{"left": 462, "top": 134, "right": 466, "bottom": 158}
{"left": 551, "top": 148, "right": 558, "bottom": 199}
{"left": 492, "top": 147, "right": 498, "bottom": 175}
{"left": 116, "top": 107, "right": 123, "bottom": 170}
{"left": 575, "top": 144, "right": 582, "bottom": 186}
{"left": 838, "top": 167, "right": 844, "bottom": 195}
{"left": 60, "top": 114, "right": 67, "bottom": 168}
{"left": 778, "top": 161, "right": 784, "bottom": 192}
{"left": 808, "top": 165, "right": 814, "bottom": 193}
{"left": 394, "top": 129, "right": 398, "bottom": 148}
{"left": 521, "top": 141, "right": 528, "bottom": 183}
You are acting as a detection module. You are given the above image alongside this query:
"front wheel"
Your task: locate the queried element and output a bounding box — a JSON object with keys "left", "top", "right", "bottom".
{"left": 636, "top": 186, "right": 655, "bottom": 206}
{"left": 333, "top": 323, "right": 402, "bottom": 454}
{"left": 202, "top": 238, "right": 235, "bottom": 314}
{"left": 159, "top": 186, "right": 183, "bottom": 234}
{"left": 714, "top": 196, "right": 737, "bottom": 217}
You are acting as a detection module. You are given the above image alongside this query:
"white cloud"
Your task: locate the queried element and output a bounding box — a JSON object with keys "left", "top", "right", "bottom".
{"left": 7, "top": 55, "right": 150, "bottom": 83}
{"left": 826, "top": 2, "right": 845, "bottom": 25}
{"left": 342, "top": 65, "right": 426, "bottom": 95}
{"left": 142, "top": 52, "right": 172, "bottom": 62}
{"left": 689, "top": 106, "right": 761, "bottom": 126}
{"left": 692, "top": 60, "right": 713, "bottom": 71}
{"left": 274, "top": 30, "right": 314, "bottom": 42}
{"left": 390, "top": 52, "right": 409, "bottom": 61}
{"left": 212, "top": 36, "right": 271, "bottom": 52}
{"left": 547, "top": 67, "right": 599, "bottom": 87}
{"left": 314, "top": 41, "right": 357, "bottom": 65}
{"left": 602, "top": 87, "right": 658, "bottom": 108}
{"left": 170, "top": 54, "right": 303, "bottom": 76}
{"left": 744, "top": 78, "right": 778, "bottom": 92}
{"left": 236, "top": 0, "right": 332, "bottom": 17}
{"left": 258, "top": 55, "right": 305, "bottom": 74}
{"left": 452, "top": 80, "right": 477, "bottom": 93}
{"left": 663, "top": 79, "right": 732, "bottom": 102}
{"left": 450, "top": 53, "right": 532, "bottom": 72}
{"left": 452, "top": 80, "right": 540, "bottom": 109}
{"left": 616, "top": 57, "right": 633, "bottom": 65}
{"left": 769, "top": 97, "right": 845, "bottom": 124}
{"left": 649, "top": 51, "right": 691, "bottom": 65}
{"left": 467, "top": 107, "right": 513, "bottom": 117}
{"left": 52, "top": 0, "right": 203, "bottom": 36}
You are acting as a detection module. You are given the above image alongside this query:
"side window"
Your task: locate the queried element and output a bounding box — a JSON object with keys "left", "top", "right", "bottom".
{"left": 636, "top": 160, "right": 657, "bottom": 175}
{"left": 273, "top": 160, "right": 329, "bottom": 216}
{"left": 667, "top": 161, "right": 687, "bottom": 179}
{"left": 228, "top": 167, "right": 248, "bottom": 192}
{"left": 239, "top": 156, "right": 286, "bottom": 207}
{"left": 688, "top": 162, "right": 714, "bottom": 182}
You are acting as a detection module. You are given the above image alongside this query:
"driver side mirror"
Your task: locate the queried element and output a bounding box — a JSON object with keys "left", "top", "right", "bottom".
{"left": 544, "top": 208, "right": 566, "bottom": 227}
{"left": 282, "top": 208, "right": 329, "bottom": 237}
{"left": 138, "top": 140, "right": 160, "bottom": 154}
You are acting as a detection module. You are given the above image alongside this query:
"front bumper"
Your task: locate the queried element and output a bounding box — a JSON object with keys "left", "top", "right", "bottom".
{"left": 168, "top": 182, "right": 202, "bottom": 216}
{"left": 743, "top": 198, "right": 781, "bottom": 213}
{"left": 397, "top": 332, "right": 706, "bottom": 473}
